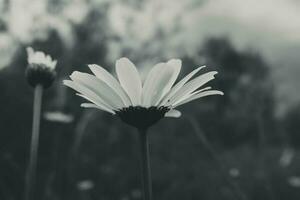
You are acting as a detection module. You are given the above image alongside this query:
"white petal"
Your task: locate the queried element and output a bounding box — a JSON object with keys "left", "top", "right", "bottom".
{"left": 156, "top": 59, "right": 181, "bottom": 104}
{"left": 63, "top": 80, "right": 115, "bottom": 113}
{"left": 81, "top": 103, "right": 98, "bottom": 108}
{"left": 115, "top": 57, "right": 142, "bottom": 106}
{"left": 88, "top": 64, "right": 132, "bottom": 106}
{"left": 165, "top": 109, "right": 182, "bottom": 118}
{"left": 159, "top": 66, "right": 206, "bottom": 106}
{"left": 80, "top": 103, "right": 115, "bottom": 114}
{"left": 26, "top": 47, "right": 57, "bottom": 69}
{"left": 173, "top": 90, "right": 224, "bottom": 108}
{"left": 50, "top": 60, "right": 57, "bottom": 69}
{"left": 26, "top": 47, "right": 34, "bottom": 62}
{"left": 77, "top": 94, "right": 115, "bottom": 114}
{"left": 172, "top": 86, "right": 212, "bottom": 106}
{"left": 141, "top": 62, "right": 164, "bottom": 106}
{"left": 70, "top": 71, "right": 125, "bottom": 109}
{"left": 166, "top": 71, "right": 218, "bottom": 106}
{"left": 166, "top": 59, "right": 182, "bottom": 70}
{"left": 142, "top": 59, "right": 181, "bottom": 107}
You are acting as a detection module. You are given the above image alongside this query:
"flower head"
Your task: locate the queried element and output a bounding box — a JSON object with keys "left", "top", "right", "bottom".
{"left": 64, "top": 58, "right": 223, "bottom": 129}
{"left": 26, "top": 47, "right": 57, "bottom": 88}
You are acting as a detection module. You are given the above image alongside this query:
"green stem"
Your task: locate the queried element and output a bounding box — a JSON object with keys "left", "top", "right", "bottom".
{"left": 25, "top": 85, "right": 43, "bottom": 200}
{"left": 138, "top": 128, "right": 152, "bottom": 200}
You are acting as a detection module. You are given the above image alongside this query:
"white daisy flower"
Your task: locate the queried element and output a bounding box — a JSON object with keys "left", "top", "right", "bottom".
{"left": 26, "top": 47, "right": 57, "bottom": 88}
{"left": 25, "top": 47, "right": 58, "bottom": 200}
{"left": 64, "top": 57, "right": 223, "bottom": 129}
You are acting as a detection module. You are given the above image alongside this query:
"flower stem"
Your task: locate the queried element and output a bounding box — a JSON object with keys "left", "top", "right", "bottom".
{"left": 25, "top": 84, "right": 43, "bottom": 200}
{"left": 138, "top": 128, "right": 152, "bottom": 200}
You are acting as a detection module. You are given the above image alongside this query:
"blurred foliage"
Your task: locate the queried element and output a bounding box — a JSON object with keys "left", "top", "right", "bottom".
{"left": 1, "top": 36, "right": 300, "bottom": 200}
{"left": 182, "top": 38, "right": 277, "bottom": 147}
{"left": 1, "top": 1, "right": 300, "bottom": 200}
{"left": 284, "top": 104, "right": 300, "bottom": 147}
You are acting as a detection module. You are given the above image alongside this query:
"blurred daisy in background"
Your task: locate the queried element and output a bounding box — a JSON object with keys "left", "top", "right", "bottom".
{"left": 64, "top": 57, "right": 223, "bottom": 129}
{"left": 279, "top": 148, "right": 294, "bottom": 167}
{"left": 77, "top": 180, "right": 94, "bottom": 191}
{"left": 44, "top": 111, "right": 74, "bottom": 124}
{"left": 26, "top": 47, "right": 57, "bottom": 88}
{"left": 288, "top": 176, "right": 300, "bottom": 188}
{"left": 229, "top": 168, "right": 240, "bottom": 178}
{"left": 25, "top": 47, "right": 57, "bottom": 200}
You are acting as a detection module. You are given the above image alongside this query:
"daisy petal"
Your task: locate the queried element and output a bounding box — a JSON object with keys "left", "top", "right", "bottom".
{"left": 167, "top": 71, "right": 218, "bottom": 106}
{"left": 77, "top": 94, "right": 115, "bottom": 114}
{"left": 173, "top": 90, "right": 224, "bottom": 108}
{"left": 156, "top": 59, "right": 181, "bottom": 104}
{"left": 81, "top": 103, "right": 98, "bottom": 108}
{"left": 142, "top": 59, "right": 181, "bottom": 107}
{"left": 142, "top": 62, "right": 164, "bottom": 106}
{"left": 27, "top": 47, "right": 57, "bottom": 69}
{"left": 165, "top": 109, "right": 182, "bottom": 118}
{"left": 172, "top": 86, "right": 212, "bottom": 106}
{"left": 116, "top": 57, "right": 142, "bottom": 106}
{"left": 81, "top": 103, "right": 115, "bottom": 114}
{"left": 159, "top": 66, "right": 206, "bottom": 106}
{"left": 63, "top": 80, "right": 114, "bottom": 113}
{"left": 70, "top": 71, "right": 125, "bottom": 109}
{"left": 88, "top": 64, "right": 132, "bottom": 106}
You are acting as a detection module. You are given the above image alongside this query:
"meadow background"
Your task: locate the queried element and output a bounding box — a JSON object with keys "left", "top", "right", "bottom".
{"left": 1, "top": 0, "right": 300, "bottom": 199}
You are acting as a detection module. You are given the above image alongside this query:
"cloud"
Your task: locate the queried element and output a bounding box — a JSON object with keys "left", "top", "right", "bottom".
{"left": 181, "top": 0, "right": 300, "bottom": 54}
{"left": 107, "top": 0, "right": 300, "bottom": 59}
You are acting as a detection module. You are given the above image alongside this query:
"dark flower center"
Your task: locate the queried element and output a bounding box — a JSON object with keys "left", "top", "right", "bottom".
{"left": 26, "top": 64, "right": 56, "bottom": 88}
{"left": 116, "top": 106, "right": 170, "bottom": 129}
